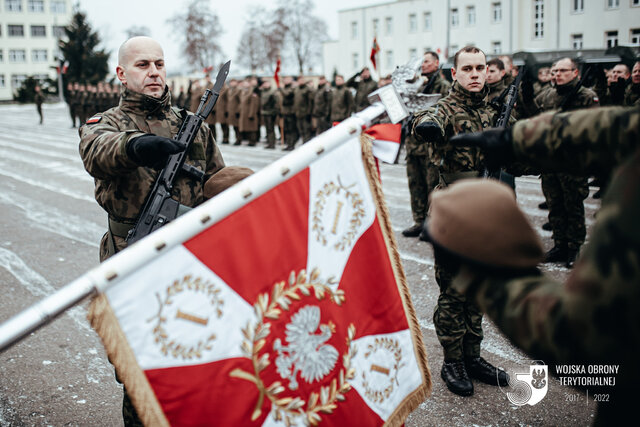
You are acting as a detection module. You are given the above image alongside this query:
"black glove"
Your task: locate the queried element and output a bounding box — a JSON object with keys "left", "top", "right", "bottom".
{"left": 521, "top": 78, "right": 534, "bottom": 104}
{"left": 609, "top": 78, "right": 628, "bottom": 105}
{"left": 450, "top": 128, "right": 514, "bottom": 171}
{"left": 414, "top": 121, "right": 442, "bottom": 143}
{"left": 126, "top": 134, "right": 184, "bottom": 170}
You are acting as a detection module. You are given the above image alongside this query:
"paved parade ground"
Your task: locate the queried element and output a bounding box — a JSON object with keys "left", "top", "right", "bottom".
{"left": 0, "top": 103, "right": 601, "bottom": 426}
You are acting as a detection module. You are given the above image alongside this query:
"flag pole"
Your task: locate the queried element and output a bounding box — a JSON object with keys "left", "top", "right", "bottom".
{"left": 0, "top": 98, "right": 399, "bottom": 352}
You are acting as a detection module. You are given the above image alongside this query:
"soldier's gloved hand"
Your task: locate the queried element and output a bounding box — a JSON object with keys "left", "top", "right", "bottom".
{"left": 609, "top": 78, "right": 628, "bottom": 104}
{"left": 450, "top": 128, "right": 514, "bottom": 171}
{"left": 414, "top": 121, "right": 442, "bottom": 143}
{"left": 126, "top": 134, "right": 184, "bottom": 170}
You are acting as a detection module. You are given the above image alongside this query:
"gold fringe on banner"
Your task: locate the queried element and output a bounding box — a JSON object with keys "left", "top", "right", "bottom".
{"left": 359, "top": 133, "right": 432, "bottom": 427}
{"left": 88, "top": 294, "right": 170, "bottom": 427}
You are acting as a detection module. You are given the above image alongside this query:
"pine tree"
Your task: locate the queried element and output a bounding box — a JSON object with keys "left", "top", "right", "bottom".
{"left": 58, "top": 10, "right": 110, "bottom": 84}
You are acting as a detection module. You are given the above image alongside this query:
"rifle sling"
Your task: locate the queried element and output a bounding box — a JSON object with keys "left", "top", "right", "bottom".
{"left": 109, "top": 202, "right": 192, "bottom": 238}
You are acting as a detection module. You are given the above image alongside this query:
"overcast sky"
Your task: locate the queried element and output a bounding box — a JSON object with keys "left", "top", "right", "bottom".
{"left": 78, "top": 0, "right": 368, "bottom": 77}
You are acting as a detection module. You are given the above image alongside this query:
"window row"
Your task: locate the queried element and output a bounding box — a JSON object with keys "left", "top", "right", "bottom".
{"left": 2, "top": 24, "right": 66, "bottom": 37}
{"left": 4, "top": 0, "right": 66, "bottom": 13}
{"left": 572, "top": 0, "right": 640, "bottom": 12}
{"left": 0, "top": 48, "right": 51, "bottom": 62}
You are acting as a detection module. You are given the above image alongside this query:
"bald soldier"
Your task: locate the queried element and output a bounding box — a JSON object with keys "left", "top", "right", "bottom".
{"left": 79, "top": 36, "right": 225, "bottom": 426}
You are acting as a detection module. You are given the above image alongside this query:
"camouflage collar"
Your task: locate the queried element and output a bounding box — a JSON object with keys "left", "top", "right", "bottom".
{"left": 556, "top": 77, "right": 579, "bottom": 95}
{"left": 449, "top": 81, "right": 489, "bottom": 107}
{"left": 119, "top": 86, "right": 172, "bottom": 118}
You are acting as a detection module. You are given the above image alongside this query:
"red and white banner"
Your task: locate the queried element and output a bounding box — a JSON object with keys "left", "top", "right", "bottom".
{"left": 90, "top": 136, "right": 430, "bottom": 426}
{"left": 365, "top": 123, "right": 402, "bottom": 164}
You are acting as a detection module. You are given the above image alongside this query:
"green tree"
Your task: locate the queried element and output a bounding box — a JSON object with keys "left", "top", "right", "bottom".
{"left": 58, "top": 9, "right": 110, "bottom": 84}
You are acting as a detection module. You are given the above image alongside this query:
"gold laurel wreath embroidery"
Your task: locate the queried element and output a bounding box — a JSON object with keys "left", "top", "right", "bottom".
{"left": 311, "top": 177, "right": 366, "bottom": 251}
{"left": 229, "top": 268, "right": 357, "bottom": 426}
{"left": 147, "top": 275, "right": 224, "bottom": 360}
{"left": 361, "top": 337, "right": 405, "bottom": 404}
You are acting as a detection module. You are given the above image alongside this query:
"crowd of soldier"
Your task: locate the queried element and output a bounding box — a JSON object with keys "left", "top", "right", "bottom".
{"left": 65, "top": 82, "right": 121, "bottom": 128}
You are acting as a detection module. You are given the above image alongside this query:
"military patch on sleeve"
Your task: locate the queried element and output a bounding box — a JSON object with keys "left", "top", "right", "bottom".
{"left": 86, "top": 115, "right": 102, "bottom": 124}
{"left": 593, "top": 97, "right": 599, "bottom": 103}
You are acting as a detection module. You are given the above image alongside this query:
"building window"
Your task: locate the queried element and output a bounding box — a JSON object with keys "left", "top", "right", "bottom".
{"left": 50, "top": 0, "right": 65, "bottom": 13}
{"left": 9, "top": 49, "right": 26, "bottom": 62}
{"left": 409, "top": 13, "right": 417, "bottom": 33}
{"left": 351, "top": 21, "right": 358, "bottom": 40}
{"left": 0, "top": 50, "right": 3, "bottom": 61}
{"left": 630, "top": 28, "right": 640, "bottom": 45}
{"left": 8, "top": 25, "right": 24, "bottom": 37}
{"left": 534, "top": 0, "right": 544, "bottom": 39}
{"left": 606, "top": 0, "right": 619, "bottom": 8}
{"left": 409, "top": 48, "right": 417, "bottom": 58}
{"left": 492, "top": 2, "right": 502, "bottom": 22}
{"left": 572, "top": 34, "right": 583, "bottom": 49}
{"left": 28, "top": 0, "right": 43, "bottom": 12}
{"left": 467, "top": 6, "right": 476, "bottom": 25}
{"left": 606, "top": 30, "right": 618, "bottom": 47}
{"left": 385, "top": 50, "right": 394, "bottom": 68}
{"left": 451, "top": 8, "right": 459, "bottom": 27}
{"left": 5, "top": 0, "right": 22, "bottom": 11}
{"left": 373, "top": 18, "right": 379, "bottom": 36}
{"left": 571, "top": 0, "right": 584, "bottom": 12}
{"left": 32, "top": 49, "right": 47, "bottom": 62}
{"left": 385, "top": 17, "right": 393, "bottom": 36}
{"left": 423, "top": 12, "right": 432, "bottom": 31}
{"left": 633, "top": 0, "right": 640, "bottom": 7}
{"left": 492, "top": 41, "right": 502, "bottom": 54}
{"left": 31, "top": 25, "right": 46, "bottom": 37}
{"left": 11, "top": 74, "right": 27, "bottom": 88}
{"left": 352, "top": 53, "right": 359, "bottom": 70}
{"left": 0, "top": 75, "right": 5, "bottom": 88}
{"left": 52, "top": 25, "right": 66, "bottom": 38}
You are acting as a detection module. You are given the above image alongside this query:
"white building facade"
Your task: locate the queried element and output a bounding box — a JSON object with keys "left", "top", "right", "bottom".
{"left": 323, "top": 0, "right": 640, "bottom": 78}
{"left": 0, "top": 0, "right": 72, "bottom": 101}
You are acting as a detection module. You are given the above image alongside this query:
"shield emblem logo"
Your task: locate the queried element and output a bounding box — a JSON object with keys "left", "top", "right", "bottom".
{"left": 506, "top": 364, "right": 548, "bottom": 406}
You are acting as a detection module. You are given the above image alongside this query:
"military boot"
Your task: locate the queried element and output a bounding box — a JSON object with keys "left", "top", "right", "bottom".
{"left": 544, "top": 245, "right": 568, "bottom": 263}
{"left": 441, "top": 360, "right": 474, "bottom": 396}
{"left": 402, "top": 223, "right": 423, "bottom": 237}
{"left": 566, "top": 248, "right": 579, "bottom": 268}
{"left": 465, "top": 356, "right": 509, "bottom": 387}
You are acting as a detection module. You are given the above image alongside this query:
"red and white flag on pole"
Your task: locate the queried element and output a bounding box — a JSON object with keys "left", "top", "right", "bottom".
{"left": 89, "top": 133, "right": 430, "bottom": 426}
{"left": 365, "top": 123, "right": 402, "bottom": 165}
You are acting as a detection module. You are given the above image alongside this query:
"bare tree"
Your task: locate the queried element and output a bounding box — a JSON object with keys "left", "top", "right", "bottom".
{"left": 125, "top": 25, "right": 151, "bottom": 39}
{"left": 236, "top": 6, "right": 286, "bottom": 74}
{"left": 168, "top": 0, "right": 223, "bottom": 72}
{"left": 274, "top": 0, "right": 328, "bottom": 75}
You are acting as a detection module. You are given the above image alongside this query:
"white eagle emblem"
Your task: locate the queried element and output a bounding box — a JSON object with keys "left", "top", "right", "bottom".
{"left": 273, "top": 305, "right": 339, "bottom": 390}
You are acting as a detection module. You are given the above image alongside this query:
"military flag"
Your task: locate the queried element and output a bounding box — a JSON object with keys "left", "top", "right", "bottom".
{"left": 365, "top": 123, "right": 402, "bottom": 164}
{"left": 88, "top": 128, "right": 430, "bottom": 426}
{"left": 370, "top": 38, "right": 380, "bottom": 71}
{"left": 274, "top": 57, "right": 281, "bottom": 88}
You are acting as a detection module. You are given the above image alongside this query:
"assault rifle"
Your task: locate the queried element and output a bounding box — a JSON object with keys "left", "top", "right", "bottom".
{"left": 126, "top": 60, "right": 230, "bottom": 244}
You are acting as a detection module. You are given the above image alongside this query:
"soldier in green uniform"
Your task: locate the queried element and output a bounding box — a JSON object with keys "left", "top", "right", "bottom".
{"left": 215, "top": 83, "right": 229, "bottom": 144}
{"left": 532, "top": 57, "right": 599, "bottom": 267}
{"left": 279, "top": 76, "right": 298, "bottom": 151}
{"left": 260, "top": 79, "right": 278, "bottom": 148}
{"left": 486, "top": 58, "right": 507, "bottom": 102}
{"left": 79, "top": 36, "right": 225, "bottom": 426}
{"left": 533, "top": 66, "right": 552, "bottom": 97}
{"left": 293, "top": 76, "right": 313, "bottom": 143}
{"left": 625, "top": 61, "right": 640, "bottom": 106}
{"left": 444, "top": 104, "right": 640, "bottom": 426}
{"left": 329, "top": 74, "right": 354, "bottom": 123}
{"left": 226, "top": 79, "right": 242, "bottom": 145}
{"left": 34, "top": 85, "right": 44, "bottom": 124}
{"left": 239, "top": 76, "right": 260, "bottom": 146}
{"left": 312, "top": 76, "right": 331, "bottom": 136}
{"left": 411, "top": 46, "right": 509, "bottom": 397}
{"left": 65, "top": 82, "right": 76, "bottom": 127}
{"left": 346, "top": 67, "right": 378, "bottom": 112}
{"left": 402, "top": 51, "right": 450, "bottom": 238}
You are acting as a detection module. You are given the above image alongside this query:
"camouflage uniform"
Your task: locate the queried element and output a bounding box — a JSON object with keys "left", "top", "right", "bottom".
{"left": 625, "top": 82, "right": 640, "bottom": 106}
{"left": 486, "top": 79, "right": 507, "bottom": 103}
{"left": 534, "top": 77, "right": 599, "bottom": 254}
{"left": 404, "top": 72, "right": 451, "bottom": 226}
{"left": 216, "top": 85, "right": 229, "bottom": 144}
{"left": 78, "top": 86, "right": 225, "bottom": 262}
{"left": 312, "top": 82, "right": 332, "bottom": 136}
{"left": 66, "top": 88, "right": 77, "bottom": 127}
{"left": 260, "top": 87, "right": 279, "bottom": 148}
{"left": 279, "top": 83, "right": 298, "bottom": 150}
{"left": 412, "top": 81, "right": 500, "bottom": 361}
{"left": 293, "top": 82, "right": 313, "bottom": 143}
{"left": 465, "top": 105, "right": 640, "bottom": 425}
{"left": 35, "top": 90, "right": 44, "bottom": 124}
{"left": 227, "top": 85, "right": 242, "bottom": 144}
{"left": 346, "top": 74, "right": 378, "bottom": 112}
{"left": 329, "top": 85, "right": 354, "bottom": 123}
{"left": 239, "top": 88, "right": 260, "bottom": 146}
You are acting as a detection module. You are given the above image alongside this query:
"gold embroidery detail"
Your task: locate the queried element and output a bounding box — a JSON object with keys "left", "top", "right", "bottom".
{"left": 361, "top": 337, "right": 405, "bottom": 404}
{"left": 230, "top": 268, "right": 356, "bottom": 426}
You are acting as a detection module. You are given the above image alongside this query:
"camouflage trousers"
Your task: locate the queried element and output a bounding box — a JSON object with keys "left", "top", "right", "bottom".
{"left": 406, "top": 154, "right": 439, "bottom": 224}
{"left": 283, "top": 115, "right": 299, "bottom": 149}
{"left": 433, "top": 254, "right": 484, "bottom": 361}
{"left": 297, "top": 115, "right": 313, "bottom": 143}
{"left": 262, "top": 114, "right": 276, "bottom": 147}
{"left": 314, "top": 117, "right": 330, "bottom": 136}
{"left": 541, "top": 173, "right": 589, "bottom": 250}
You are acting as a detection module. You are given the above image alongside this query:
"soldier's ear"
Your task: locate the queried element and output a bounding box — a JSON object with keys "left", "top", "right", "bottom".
{"left": 116, "top": 65, "right": 127, "bottom": 86}
{"left": 451, "top": 67, "right": 457, "bottom": 81}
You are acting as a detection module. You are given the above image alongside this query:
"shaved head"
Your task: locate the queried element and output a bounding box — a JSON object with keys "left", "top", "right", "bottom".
{"left": 116, "top": 36, "right": 166, "bottom": 98}
{"left": 118, "top": 36, "right": 163, "bottom": 66}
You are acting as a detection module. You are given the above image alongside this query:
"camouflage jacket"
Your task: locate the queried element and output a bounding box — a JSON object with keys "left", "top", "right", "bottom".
{"left": 346, "top": 75, "right": 378, "bottom": 112}
{"left": 260, "top": 88, "right": 279, "bottom": 116}
{"left": 293, "top": 83, "right": 313, "bottom": 118}
{"left": 534, "top": 77, "right": 599, "bottom": 113}
{"left": 279, "top": 84, "right": 295, "bottom": 116}
{"left": 486, "top": 79, "right": 507, "bottom": 103}
{"left": 329, "top": 85, "right": 354, "bottom": 122}
{"left": 462, "top": 105, "right": 640, "bottom": 423}
{"left": 312, "top": 83, "right": 331, "bottom": 119}
{"left": 412, "top": 81, "right": 499, "bottom": 171}
{"left": 79, "top": 86, "right": 225, "bottom": 232}
{"left": 418, "top": 71, "right": 451, "bottom": 98}
{"left": 625, "top": 82, "right": 640, "bottom": 106}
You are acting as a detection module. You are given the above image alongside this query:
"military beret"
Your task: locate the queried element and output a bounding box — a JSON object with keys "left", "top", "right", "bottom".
{"left": 204, "top": 166, "right": 254, "bottom": 198}
{"left": 426, "top": 179, "right": 543, "bottom": 269}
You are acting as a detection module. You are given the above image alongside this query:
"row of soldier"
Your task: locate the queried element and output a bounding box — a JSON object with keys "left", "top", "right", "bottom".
{"left": 65, "top": 82, "right": 121, "bottom": 127}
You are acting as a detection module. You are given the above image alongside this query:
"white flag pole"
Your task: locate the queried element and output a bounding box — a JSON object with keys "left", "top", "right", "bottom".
{"left": 0, "top": 93, "right": 404, "bottom": 352}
